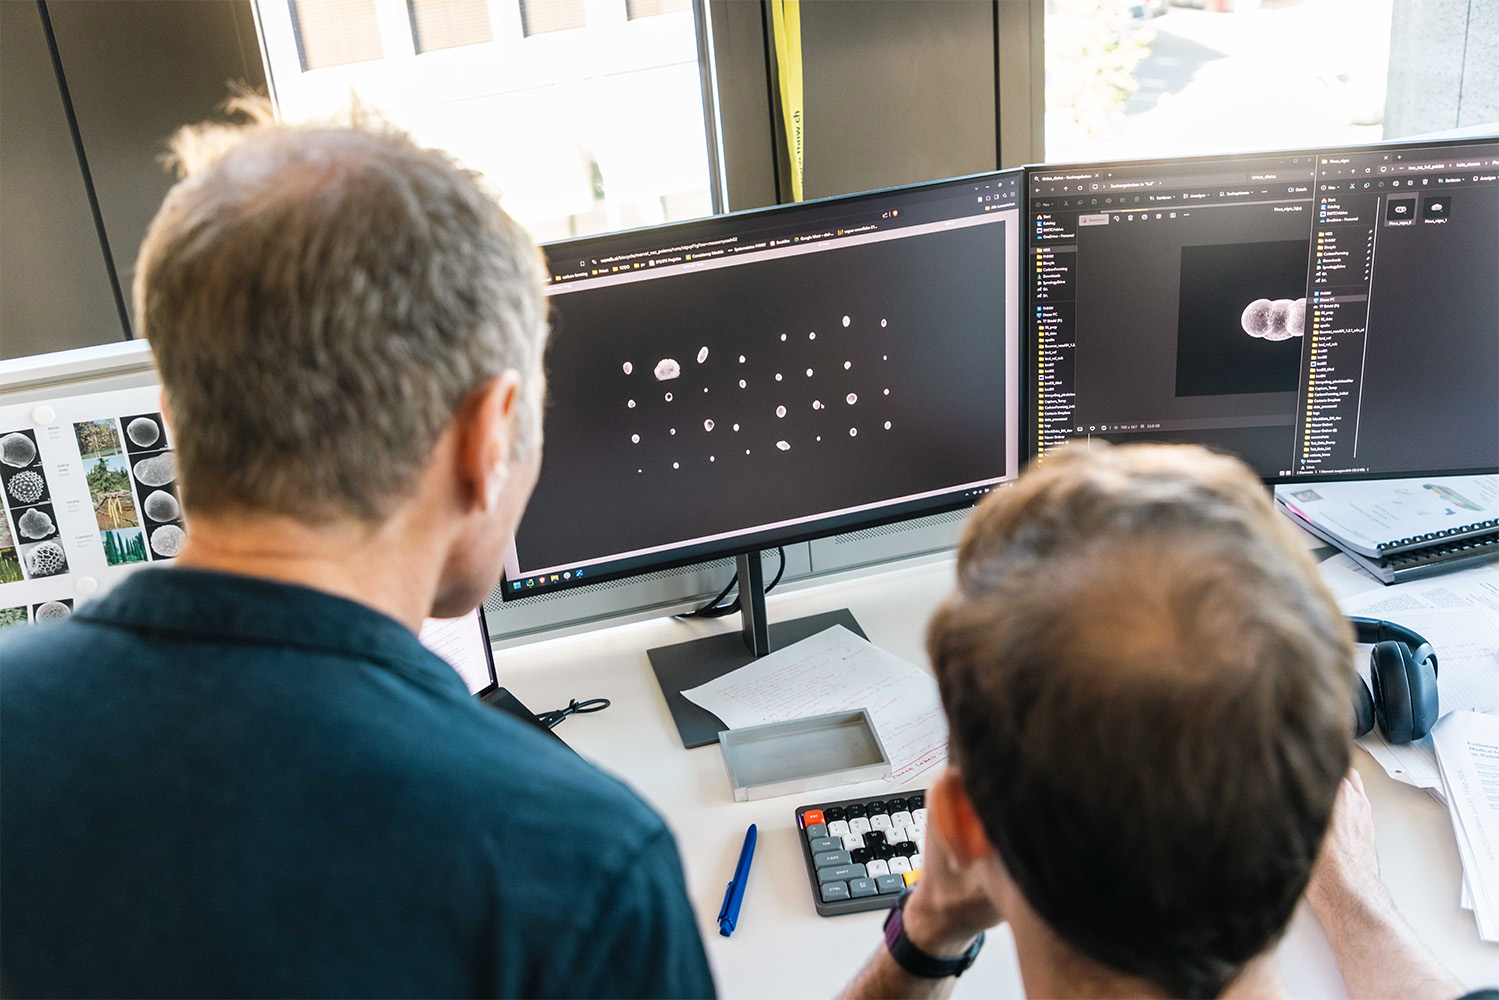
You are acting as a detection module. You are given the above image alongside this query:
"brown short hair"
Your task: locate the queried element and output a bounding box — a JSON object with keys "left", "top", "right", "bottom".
{"left": 133, "top": 102, "right": 547, "bottom": 521}
{"left": 930, "top": 443, "right": 1353, "bottom": 999}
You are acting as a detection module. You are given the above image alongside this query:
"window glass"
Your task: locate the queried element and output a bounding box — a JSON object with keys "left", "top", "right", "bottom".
{"left": 1046, "top": 0, "right": 1410, "bottom": 164}
{"left": 256, "top": 0, "right": 713, "bottom": 242}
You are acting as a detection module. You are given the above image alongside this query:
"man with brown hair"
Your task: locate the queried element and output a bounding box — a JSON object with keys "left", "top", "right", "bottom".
{"left": 844, "top": 443, "right": 1464, "bottom": 1000}
{"left": 0, "top": 109, "right": 712, "bottom": 997}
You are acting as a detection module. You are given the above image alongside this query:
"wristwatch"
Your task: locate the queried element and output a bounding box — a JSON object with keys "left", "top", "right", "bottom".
{"left": 882, "top": 889, "right": 985, "bottom": 978}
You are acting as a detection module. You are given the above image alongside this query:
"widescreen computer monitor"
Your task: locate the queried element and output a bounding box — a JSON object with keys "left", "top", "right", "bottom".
{"left": 503, "top": 171, "right": 1022, "bottom": 746}
{"left": 1028, "top": 137, "right": 1499, "bottom": 482}
{"left": 505, "top": 170, "right": 1023, "bottom": 599}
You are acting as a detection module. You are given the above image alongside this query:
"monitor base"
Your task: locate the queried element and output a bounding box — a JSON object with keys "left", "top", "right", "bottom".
{"left": 648, "top": 607, "right": 867, "bottom": 749}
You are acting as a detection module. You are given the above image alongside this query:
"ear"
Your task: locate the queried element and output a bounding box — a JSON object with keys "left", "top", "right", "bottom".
{"left": 456, "top": 370, "right": 524, "bottom": 513}
{"left": 929, "top": 766, "right": 996, "bottom": 867}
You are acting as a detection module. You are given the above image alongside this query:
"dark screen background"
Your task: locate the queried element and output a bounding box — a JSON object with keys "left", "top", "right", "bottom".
{"left": 1356, "top": 186, "right": 1499, "bottom": 473}
{"left": 515, "top": 220, "right": 1010, "bottom": 574}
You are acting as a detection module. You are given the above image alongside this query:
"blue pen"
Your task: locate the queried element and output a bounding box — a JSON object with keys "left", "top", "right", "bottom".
{"left": 717, "top": 824, "right": 757, "bottom": 937}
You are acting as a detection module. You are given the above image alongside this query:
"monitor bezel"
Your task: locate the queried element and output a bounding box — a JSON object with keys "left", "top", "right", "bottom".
{"left": 1020, "top": 136, "right": 1499, "bottom": 486}
{"left": 502, "top": 167, "right": 1025, "bottom": 600}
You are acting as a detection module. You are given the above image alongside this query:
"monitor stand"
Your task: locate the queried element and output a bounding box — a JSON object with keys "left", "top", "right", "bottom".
{"left": 647, "top": 550, "right": 866, "bottom": 749}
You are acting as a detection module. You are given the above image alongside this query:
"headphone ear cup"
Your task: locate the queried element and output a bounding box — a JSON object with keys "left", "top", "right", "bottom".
{"left": 1407, "top": 643, "right": 1440, "bottom": 741}
{"left": 1371, "top": 641, "right": 1416, "bottom": 744}
{"left": 1353, "top": 674, "right": 1375, "bottom": 738}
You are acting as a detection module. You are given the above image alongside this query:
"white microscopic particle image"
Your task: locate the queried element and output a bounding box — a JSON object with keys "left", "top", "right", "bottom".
{"left": 628, "top": 399, "right": 636, "bottom": 409}
{"left": 150, "top": 524, "right": 186, "bottom": 557}
{"left": 733, "top": 423, "right": 740, "bottom": 431}
{"left": 127, "top": 416, "right": 160, "bottom": 448}
{"left": 35, "top": 601, "right": 70, "bottom": 621}
{"left": 632, "top": 434, "right": 640, "bottom": 444}
{"left": 884, "top": 389, "right": 890, "bottom": 395}
{"left": 780, "top": 334, "right": 787, "bottom": 342}
{"left": 673, "top": 462, "right": 680, "bottom": 469}
{"left": 776, "top": 441, "right": 791, "bottom": 451}
{"left": 842, "top": 315, "right": 850, "bottom": 327}
{"left": 809, "top": 332, "right": 816, "bottom": 340}
{"left": 25, "top": 541, "right": 66, "bottom": 576}
{"left": 739, "top": 379, "right": 747, "bottom": 389}
{"left": 817, "top": 436, "right": 822, "bottom": 442}
{"left": 806, "top": 368, "right": 814, "bottom": 377}
{"left": 883, "top": 355, "right": 888, "bottom": 361}
{"left": 654, "top": 358, "right": 681, "bottom": 381}
{"left": 623, "top": 361, "right": 633, "bottom": 375}
{"left": 665, "top": 392, "right": 674, "bottom": 402}
{"left": 1240, "top": 298, "right": 1307, "bottom": 342}
{"left": 7, "top": 471, "right": 44, "bottom": 504}
{"left": 739, "top": 355, "right": 746, "bottom": 363}
{"left": 884, "top": 421, "right": 892, "bottom": 430}
{"left": 775, "top": 373, "right": 783, "bottom": 381}
{"left": 670, "top": 428, "right": 676, "bottom": 435}
{"left": 849, "top": 428, "right": 858, "bottom": 437}
{"left": 17, "top": 507, "right": 54, "bottom": 540}
{"left": 776, "top": 405, "right": 787, "bottom": 418}
{"left": 813, "top": 400, "right": 822, "bottom": 410}
{"left": 704, "top": 388, "right": 709, "bottom": 393}
{"left": 697, "top": 346, "right": 709, "bottom": 364}
{"left": 133, "top": 453, "right": 176, "bottom": 487}
{"left": 1, "top": 432, "right": 37, "bottom": 468}
{"left": 143, "top": 490, "right": 179, "bottom": 522}
{"left": 710, "top": 456, "right": 715, "bottom": 462}
{"left": 844, "top": 361, "right": 852, "bottom": 370}
{"left": 881, "top": 319, "right": 887, "bottom": 328}
{"left": 846, "top": 393, "right": 858, "bottom": 405}
{"left": 704, "top": 419, "right": 715, "bottom": 432}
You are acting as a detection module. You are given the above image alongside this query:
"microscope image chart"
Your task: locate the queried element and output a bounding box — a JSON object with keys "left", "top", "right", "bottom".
{"left": 0, "top": 386, "right": 183, "bottom": 629}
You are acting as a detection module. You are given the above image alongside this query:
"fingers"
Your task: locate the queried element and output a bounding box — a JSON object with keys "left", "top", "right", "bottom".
{"left": 1348, "top": 767, "right": 1365, "bottom": 797}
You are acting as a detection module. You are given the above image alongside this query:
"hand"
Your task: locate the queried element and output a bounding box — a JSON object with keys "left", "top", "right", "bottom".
{"left": 899, "top": 769, "right": 1005, "bottom": 958}
{"left": 1307, "top": 769, "right": 1390, "bottom": 916}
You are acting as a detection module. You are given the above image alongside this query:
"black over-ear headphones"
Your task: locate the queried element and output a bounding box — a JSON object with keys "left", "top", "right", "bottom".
{"left": 1348, "top": 617, "right": 1439, "bottom": 744}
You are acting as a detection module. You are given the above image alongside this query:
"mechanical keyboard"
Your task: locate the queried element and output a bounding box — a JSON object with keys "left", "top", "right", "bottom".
{"left": 796, "top": 789, "right": 927, "bottom": 916}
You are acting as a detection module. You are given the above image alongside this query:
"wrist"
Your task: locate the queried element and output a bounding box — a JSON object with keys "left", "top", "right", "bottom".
{"left": 900, "top": 883, "right": 984, "bottom": 959}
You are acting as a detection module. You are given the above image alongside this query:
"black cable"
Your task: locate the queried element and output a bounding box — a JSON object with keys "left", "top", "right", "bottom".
{"left": 676, "top": 547, "right": 786, "bottom": 619}
{"left": 536, "top": 697, "right": 611, "bottom": 730}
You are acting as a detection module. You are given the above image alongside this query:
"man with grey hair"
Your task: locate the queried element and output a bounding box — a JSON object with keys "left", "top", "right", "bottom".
{"left": 0, "top": 109, "right": 714, "bottom": 998}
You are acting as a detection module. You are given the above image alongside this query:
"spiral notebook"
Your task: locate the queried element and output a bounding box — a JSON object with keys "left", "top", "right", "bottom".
{"left": 1276, "top": 476, "right": 1499, "bottom": 583}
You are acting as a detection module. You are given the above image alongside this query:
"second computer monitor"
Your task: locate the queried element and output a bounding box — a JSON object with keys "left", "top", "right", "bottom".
{"left": 1028, "top": 138, "right": 1499, "bottom": 481}
{"left": 505, "top": 171, "right": 1023, "bottom": 597}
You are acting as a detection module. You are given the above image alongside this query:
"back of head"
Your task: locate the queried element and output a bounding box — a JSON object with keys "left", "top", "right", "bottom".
{"left": 930, "top": 443, "right": 1354, "bottom": 999}
{"left": 134, "top": 101, "right": 547, "bottom": 522}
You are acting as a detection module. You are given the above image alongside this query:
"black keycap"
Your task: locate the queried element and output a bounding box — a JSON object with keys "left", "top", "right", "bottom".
{"left": 864, "top": 830, "right": 888, "bottom": 850}
{"left": 845, "top": 803, "right": 867, "bottom": 818}
{"left": 907, "top": 793, "right": 924, "bottom": 809}
{"left": 851, "top": 847, "right": 873, "bottom": 865}
{"left": 895, "top": 841, "right": 919, "bottom": 857}
{"left": 885, "top": 798, "right": 907, "bottom": 812}
{"left": 876, "top": 845, "right": 897, "bottom": 861}
{"left": 867, "top": 801, "right": 888, "bottom": 815}
{"left": 825, "top": 806, "right": 846, "bottom": 822}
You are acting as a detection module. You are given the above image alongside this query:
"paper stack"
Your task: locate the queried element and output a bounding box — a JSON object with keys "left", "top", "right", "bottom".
{"left": 1432, "top": 711, "right": 1499, "bottom": 943}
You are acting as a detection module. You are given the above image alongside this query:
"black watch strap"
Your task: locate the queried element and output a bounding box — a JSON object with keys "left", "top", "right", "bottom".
{"left": 882, "top": 890, "right": 984, "bottom": 978}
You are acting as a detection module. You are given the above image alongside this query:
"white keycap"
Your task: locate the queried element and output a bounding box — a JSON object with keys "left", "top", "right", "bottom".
{"left": 891, "top": 810, "right": 913, "bottom": 829}
{"left": 849, "top": 816, "right": 872, "bottom": 835}
{"left": 866, "top": 859, "right": 890, "bottom": 877}
{"left": 827, "top": 820, "right": 850, "bottom": 839}
{"left": 888, "top": 857, "right": 912, "bottom": 874}
{"left": 909, "top": 822, "right": 926, "bottom": 840}
{"left": 912, "top": 808, "right": 927, "bottom": 825}
{"left": 887, "top": 828, "right": 909, "bottom": 845}
{"left": 909, "top": 853, "right": 924, "bottom": 871}
{"left": 914, "top": 835, "right": 926, "bottom": 854}
{"left": 842, "top": 833, "right": 865, "bottom": 851}
{"left": 870, "top": 814, "right": 893, "bottom": 832}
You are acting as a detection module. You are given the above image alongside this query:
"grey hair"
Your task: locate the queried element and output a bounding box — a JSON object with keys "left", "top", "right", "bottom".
{"left": 133, "top": 99, "right": 548, "bottom": 522}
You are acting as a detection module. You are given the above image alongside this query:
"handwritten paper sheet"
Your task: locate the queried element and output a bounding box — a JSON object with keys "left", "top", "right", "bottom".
{"left": 681, "top": 625, "right": 948, "bottom": 785}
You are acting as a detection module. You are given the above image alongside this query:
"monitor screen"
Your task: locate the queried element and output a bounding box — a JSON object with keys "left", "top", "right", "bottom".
{"left": 1028, "top": 138, "right": 1499, "bottom": 481}
{"left": 504, "top": 171, "right": 1022, "bottom": 597}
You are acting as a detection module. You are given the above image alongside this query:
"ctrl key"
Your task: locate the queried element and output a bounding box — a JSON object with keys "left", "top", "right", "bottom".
{"left": 820, "top": 881, "right": 851, "bottom": 903}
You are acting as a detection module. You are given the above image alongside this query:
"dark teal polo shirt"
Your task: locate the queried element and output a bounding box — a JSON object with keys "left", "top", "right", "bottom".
{"left": 0, "top": 569, "right": 714, "bottom": 999}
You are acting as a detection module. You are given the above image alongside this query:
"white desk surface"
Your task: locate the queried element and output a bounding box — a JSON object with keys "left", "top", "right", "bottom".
{"left": 492, "top": 555, "right": 1499, "bottom": 997}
